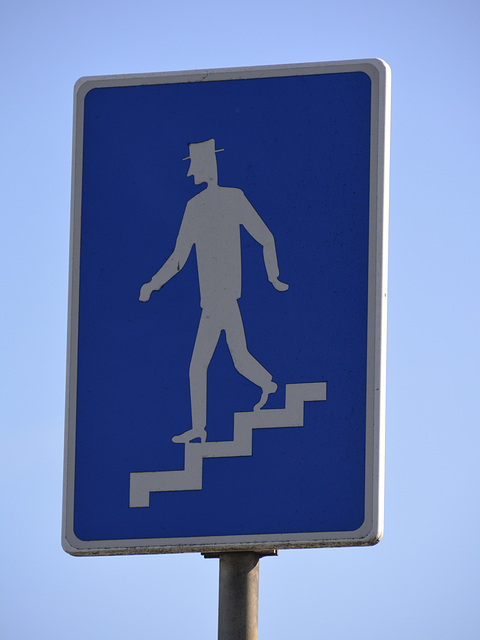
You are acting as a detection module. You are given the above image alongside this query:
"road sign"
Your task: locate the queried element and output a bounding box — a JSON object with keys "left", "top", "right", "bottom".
{"left": 63, "top": 59, "right": 391, "bottom": 555}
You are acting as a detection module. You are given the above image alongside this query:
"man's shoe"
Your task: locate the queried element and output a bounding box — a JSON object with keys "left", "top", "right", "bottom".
{"left": 172, "top": 427, "right": 207, "bottom": 444}
{"left": 253, "top": 380, "right": 278, "bottom": 411}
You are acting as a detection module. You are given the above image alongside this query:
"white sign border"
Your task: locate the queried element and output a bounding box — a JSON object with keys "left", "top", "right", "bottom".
{"left": 63, "top": 58, "right": 391, "bottom": 556}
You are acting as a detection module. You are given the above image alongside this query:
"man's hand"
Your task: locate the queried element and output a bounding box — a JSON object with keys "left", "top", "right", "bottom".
{"left": 139, "top": 282, "right": 154, "bottom": 302}
{"left": 271, "top": 278, "right": 289, "bottom": 292}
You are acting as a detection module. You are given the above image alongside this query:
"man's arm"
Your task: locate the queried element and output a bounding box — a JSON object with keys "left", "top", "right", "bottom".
{"left": 139, "top": 210, "right": 194, "bottom": 302}
{"left": 240, "top": 193, "right": 289, "bottom": 292}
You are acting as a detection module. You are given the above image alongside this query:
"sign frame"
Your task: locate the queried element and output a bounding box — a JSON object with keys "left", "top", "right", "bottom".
{"left": 63, "top": 59, "right": 390, "bottom": 556}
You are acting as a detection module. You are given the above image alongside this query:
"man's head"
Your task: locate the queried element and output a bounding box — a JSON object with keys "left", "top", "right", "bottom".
{"left": 182, "top": 139, "right": 224, "bottom": 185}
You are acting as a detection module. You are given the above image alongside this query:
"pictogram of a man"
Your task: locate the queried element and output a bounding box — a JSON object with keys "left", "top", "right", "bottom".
{"left": 140, "top": 139, "right": 288, "bottom": 443}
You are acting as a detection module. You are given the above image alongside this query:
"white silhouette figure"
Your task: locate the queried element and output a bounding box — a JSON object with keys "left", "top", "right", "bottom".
{"left": 140, "top": 139, "right": 289, "bottom": 444}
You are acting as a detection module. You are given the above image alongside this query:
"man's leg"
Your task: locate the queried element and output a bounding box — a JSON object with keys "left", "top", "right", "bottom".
{"left": 172, "top": 310, "right": 220, "bottom": 443}
{"left": 224, "top": 301, "right": 277, "bottom": 410}
{"left": 189, "top": 311, "right": 222, "bottom": 430}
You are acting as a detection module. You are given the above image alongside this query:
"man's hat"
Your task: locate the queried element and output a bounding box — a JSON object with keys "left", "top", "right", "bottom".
{"left": 182, "top": 138, "right": 224, "bottom": 161}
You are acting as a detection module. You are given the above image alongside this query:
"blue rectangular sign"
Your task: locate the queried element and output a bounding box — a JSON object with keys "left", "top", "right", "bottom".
{"left": 63, "top": 60, "right": 390, "bottom": 554}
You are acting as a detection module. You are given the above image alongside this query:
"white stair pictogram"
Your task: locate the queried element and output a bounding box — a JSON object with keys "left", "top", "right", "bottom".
{"left": 129, "top": 382, "right": 326, "bottom": 507}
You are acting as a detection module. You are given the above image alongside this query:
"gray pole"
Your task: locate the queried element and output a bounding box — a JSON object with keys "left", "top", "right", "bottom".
{"left": 204, "top": 551, "right": 277, "bottom": 640}
{"left": 218, "top": 552, "right": 259, "bottom": 640}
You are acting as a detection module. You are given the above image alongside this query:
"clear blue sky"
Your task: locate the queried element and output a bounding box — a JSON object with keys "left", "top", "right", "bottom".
{"left": 1, "top": 1, "right": 479, "bottom": 638}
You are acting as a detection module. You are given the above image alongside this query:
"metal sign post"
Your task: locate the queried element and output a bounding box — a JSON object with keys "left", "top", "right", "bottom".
{"left": 204, "top": 551, "right": 277, "bottom": 640}
{"left": 63, "top": 59, "right": 390, "bottom": 557}
{"left": 218, "top": 553, "right": 260, "bottom": 640}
